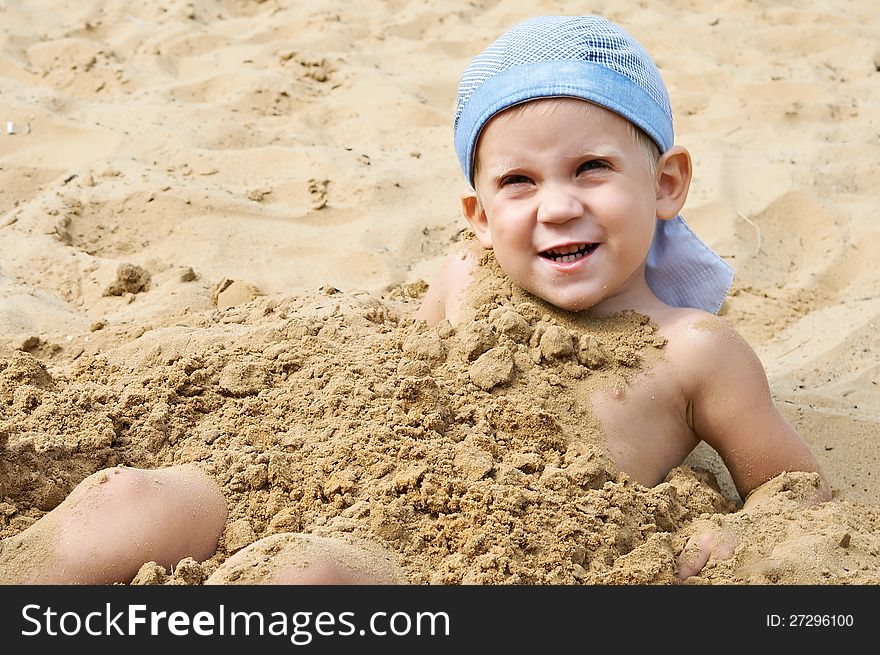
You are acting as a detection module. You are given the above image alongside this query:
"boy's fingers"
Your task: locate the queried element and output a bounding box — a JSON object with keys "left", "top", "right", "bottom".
{"left": 675, "top": 526, "right": 740, "bottom": 581}
{"left": 717, "top": 531, "right": 737, "bottom": 560}
{"left": 675, "top": 532, "right": 714, "bottom": 580}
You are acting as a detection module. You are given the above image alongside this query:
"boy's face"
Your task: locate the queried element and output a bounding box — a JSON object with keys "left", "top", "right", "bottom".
{"left": 465, "top": 98, "right": 664, "bottom": 313}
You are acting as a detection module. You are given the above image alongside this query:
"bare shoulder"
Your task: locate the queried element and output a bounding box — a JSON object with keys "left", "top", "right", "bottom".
{"left": 412, "top": 242, "right": 481, "bottom": 326}
{"left": 655, "top": 307, "right": 826, "bottom": 500}
{"left": 653, "top": 309, "right": 760, "bottom": 388}
{"left": 654, "top": 307, "right": 740, "bottom": 341}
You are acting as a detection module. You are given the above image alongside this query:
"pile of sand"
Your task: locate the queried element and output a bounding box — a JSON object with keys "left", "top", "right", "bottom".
{"left": 2, "top": 256, "right": 878, "bottom": 584}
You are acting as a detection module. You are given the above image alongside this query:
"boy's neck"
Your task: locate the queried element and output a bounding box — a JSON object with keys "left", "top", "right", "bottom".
{"left": 582, "top": 272, "right": 670, "bottom": 318}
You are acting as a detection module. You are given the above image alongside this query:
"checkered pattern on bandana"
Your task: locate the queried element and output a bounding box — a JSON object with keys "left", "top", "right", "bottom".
{"left": 454, "top": 16, "right": 672, "bottom": 138}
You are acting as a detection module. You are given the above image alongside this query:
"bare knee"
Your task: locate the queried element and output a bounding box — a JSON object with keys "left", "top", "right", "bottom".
{"left": 60, "top": 465, "right": 227, "bottom": 580}
{"left": 206, "top": 533, "right": 406, "bottom": 585}
{"left": 68, "top": 466, "right": 226, "bottom": 546}
{"left": 273, "top": 560, "right": 388, "bottom": 585}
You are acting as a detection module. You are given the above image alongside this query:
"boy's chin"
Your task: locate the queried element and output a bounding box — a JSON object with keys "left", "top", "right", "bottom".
{"left": 527, "top": 289, "right": 597, "bottom": 313}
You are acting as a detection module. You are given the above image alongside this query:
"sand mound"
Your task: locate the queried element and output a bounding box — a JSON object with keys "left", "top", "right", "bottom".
{"left": 2, "top": 258, "right": 878, "bottom": 585}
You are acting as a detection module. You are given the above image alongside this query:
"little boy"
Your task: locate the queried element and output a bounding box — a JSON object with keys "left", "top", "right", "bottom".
{"left": 0, "top": 15, "right": 829, "bottom": 585}
{"left": 415, "top": 15, "right": 830, "bottom": 577}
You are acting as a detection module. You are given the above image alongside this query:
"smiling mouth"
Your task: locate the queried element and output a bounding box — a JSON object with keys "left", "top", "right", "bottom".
{"left": 539, "top": 243, "right": 598, "bottom": 263}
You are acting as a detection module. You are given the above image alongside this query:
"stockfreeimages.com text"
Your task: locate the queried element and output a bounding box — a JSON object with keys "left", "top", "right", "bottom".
{"left": 21, "top": 603, "right": 450, "bottom": 645}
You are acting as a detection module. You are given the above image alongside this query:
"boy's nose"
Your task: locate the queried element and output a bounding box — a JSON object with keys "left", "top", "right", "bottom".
{"left": 536, "top": 185, "right": 583, "bottom": 224}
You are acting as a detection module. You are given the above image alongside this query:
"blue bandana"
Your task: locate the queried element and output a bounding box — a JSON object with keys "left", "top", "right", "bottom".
{"left": 453, "top": 15, "right": 733, "bottom": 314}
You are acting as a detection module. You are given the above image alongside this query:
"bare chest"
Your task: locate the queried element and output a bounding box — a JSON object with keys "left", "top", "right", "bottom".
{"left": 587, "top": 357, "right": 699, "bottom": 487}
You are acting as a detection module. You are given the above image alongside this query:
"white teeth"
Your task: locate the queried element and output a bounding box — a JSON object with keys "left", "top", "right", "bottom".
{"left": 547, "top": 244, "right": 582, "bottom": 256}
{"left": 541, "top": 243, "right": 596, "bottom": 261}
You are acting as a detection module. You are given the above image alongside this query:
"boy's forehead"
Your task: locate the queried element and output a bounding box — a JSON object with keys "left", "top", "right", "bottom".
{"left": 476, "top": 98, "right": 630, "bottom": 158}
{"left": 488, "top": 97, "right": 621, "bottom": 126}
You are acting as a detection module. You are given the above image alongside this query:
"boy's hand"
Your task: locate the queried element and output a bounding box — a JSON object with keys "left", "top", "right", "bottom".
{"left": 675, "top": 518, "right": 737, "bottom": 580}
{"left": 675, "top": 472, "right": 831, "bottom": 580}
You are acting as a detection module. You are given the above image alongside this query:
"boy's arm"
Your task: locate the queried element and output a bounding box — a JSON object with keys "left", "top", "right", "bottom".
{"left": 674, "top": 316, "right": 831, "bottom": 579}
{"left": 683, "top": 317, "right": 829, "bottom": 502}
{"left": 412, "top": 245, "right": 477, "bottom": 327}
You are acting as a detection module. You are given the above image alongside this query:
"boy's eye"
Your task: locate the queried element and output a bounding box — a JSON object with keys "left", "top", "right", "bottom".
{"left": 499, "top": 174, "right": 531, "bottom": 187}
{"left": 577, "top": 159, "right": 610, "bottom": 173}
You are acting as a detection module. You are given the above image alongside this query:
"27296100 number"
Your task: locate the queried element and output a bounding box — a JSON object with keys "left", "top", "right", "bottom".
{"left": 791, "top": 614, "right": 853, "bottom": 627}
{"left": 767, "top": 614, "right": 855, "bottom": 627}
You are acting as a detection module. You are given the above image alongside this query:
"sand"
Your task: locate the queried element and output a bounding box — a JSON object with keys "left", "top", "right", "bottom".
{"left": 1, "top": 0, "right": 878, "bottom": 585}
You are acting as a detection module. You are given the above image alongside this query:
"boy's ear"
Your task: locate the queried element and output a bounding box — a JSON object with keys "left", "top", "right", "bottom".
{"left": 461, "top": 191, "right": 493, "bottom": 248}
{"left": 655, "top": 145, "right": 692, "bottom": 221}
